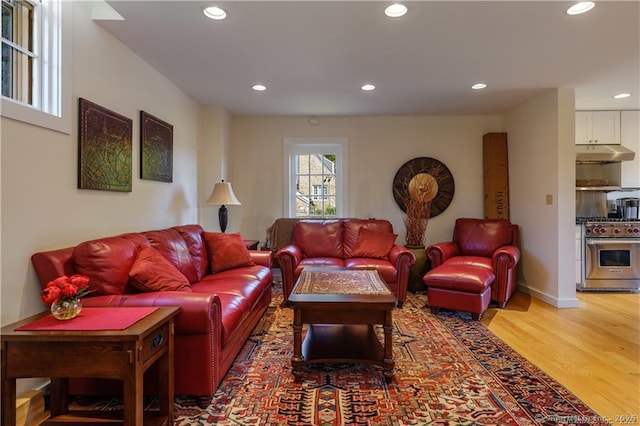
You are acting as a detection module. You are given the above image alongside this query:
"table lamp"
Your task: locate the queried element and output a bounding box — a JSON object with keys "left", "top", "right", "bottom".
{"left": 205, "top": 180, "right": 241, "bottom": 232}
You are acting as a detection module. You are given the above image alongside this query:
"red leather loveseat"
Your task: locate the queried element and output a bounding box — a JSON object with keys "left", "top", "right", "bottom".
{"left": 31, "top": 224, "right": 272, "bottom": 403}
{"left": 275, "top": 219, "right": 415, "bottom": 306}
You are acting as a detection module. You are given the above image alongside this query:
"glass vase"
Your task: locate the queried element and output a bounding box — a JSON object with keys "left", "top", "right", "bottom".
{"left": 51, "top": 298, "right": 82, "bottom": 320}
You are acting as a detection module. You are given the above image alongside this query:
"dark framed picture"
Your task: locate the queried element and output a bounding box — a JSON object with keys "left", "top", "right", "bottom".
{"left": 78, "top": 98, "right": 133, "bottom": 192}
{"left": 140, "top": 111, "right": 173, "bottom": 182}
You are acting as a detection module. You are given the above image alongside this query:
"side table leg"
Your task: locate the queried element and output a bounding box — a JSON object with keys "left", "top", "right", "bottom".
{"left": 1, "top": 377, "right": 16, "bottom": 426}
{"left": 382, "top": 310, "right": 395, "bottom": 383}
{"left": 158, "top": 321, "right": 175, "bottom": 423}
{"left": 291, "top": 309, "right": 304, "bottom": 382}
{"left": 123, "top": 347, "right": 144, "bottom": 426}
{"left": 50, "top": 377, "right": 69, "bottom": 417}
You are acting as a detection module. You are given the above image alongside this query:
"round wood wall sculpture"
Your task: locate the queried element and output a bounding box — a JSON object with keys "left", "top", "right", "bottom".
{"left": 392, "top": 157, "right": 455, "bottom": 218}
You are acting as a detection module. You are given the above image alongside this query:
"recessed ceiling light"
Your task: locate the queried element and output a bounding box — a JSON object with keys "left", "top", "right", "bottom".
{"left": 614, "top": 93, "right": 631, "bottom": 99}
{"left": 361, "top": 84, "right": 376, "bottom": 91}
{"left": 566, "top": 2, "right": 595, "bottom": 15}
{"left": 471, "top": 83, "right": 487, "bottom": 90}
{"left": 204, "top": 6, "right": 227, "bottom": 20}
{"left": 252, "top": 84, "right": 267, "bottom": 91}
{"left": 384, "top": 4, "right": 407, "bottom": 18}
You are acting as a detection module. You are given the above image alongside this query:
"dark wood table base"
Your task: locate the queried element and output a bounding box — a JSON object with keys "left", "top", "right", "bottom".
{"left": 289, "top": 268, "right": 397, "bottom": 383}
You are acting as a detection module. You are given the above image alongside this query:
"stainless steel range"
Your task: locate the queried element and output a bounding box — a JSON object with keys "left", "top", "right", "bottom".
{"left": 578, "top": 218, "right": 640, "bottom": 292}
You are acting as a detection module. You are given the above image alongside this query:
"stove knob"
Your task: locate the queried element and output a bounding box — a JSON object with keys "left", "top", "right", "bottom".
{"left": 613, "top": 228, "right": 620, "bottom": 234}
{"left": 634, "top": 228, "right": 640, "bottom": 234}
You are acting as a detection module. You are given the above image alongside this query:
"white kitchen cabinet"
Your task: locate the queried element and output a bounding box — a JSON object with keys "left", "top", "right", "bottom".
{"left": 621, "top": 110, "right": 640, "bottom": 188}
{"left": 575, "top": 111, "right": 621, "bottom": 145}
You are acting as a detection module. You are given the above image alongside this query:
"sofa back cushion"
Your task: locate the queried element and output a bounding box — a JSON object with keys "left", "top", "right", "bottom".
{"left": 453, "top": 218, "right": 514, "bottom": 257}
{"left": 293, "top": 220, "right": 344, "bottom": 258}
{"left": 173, "top": 225, "right": 208, "bottom": 281}
{"left": 73, "top": 236, "right": 138, "bottom": 295}
{"left": 343, "top": 219, "right": 394, "bottom": 258}
{"left": 142, "top": 229, "right": 199, "bottom": 283}
{"left": 349, "top": 228, "right": 398, "bottom": 259}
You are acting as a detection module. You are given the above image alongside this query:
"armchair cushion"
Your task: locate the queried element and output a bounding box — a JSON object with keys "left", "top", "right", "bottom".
{"left": 453, "top": 218, "right": 513, "bottom": 257}
{"left": 203, "top": 232, "right": 255, "bottom": 273}
{"left": 128, "top": 246, "right": 192, "bottom": 292}
{"left": 349, "top": 229, "right": 397, "bottom": 259}
{"left": 293, "top": 220, "right": 344, "bottom": 258}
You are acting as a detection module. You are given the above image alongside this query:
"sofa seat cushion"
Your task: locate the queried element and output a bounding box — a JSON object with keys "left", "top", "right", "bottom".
{"left": 443, "top": 256, "right": 493, "bottom": 271}
{"left": 423, "top": 264, "right": 495, "bottom": 293}
{"left": 343, "top": 259, "right": 397, "bottom": 283}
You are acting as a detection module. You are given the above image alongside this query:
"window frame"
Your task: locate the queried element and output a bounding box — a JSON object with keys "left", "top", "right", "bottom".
{"left": 283, "top": 137, "right": 347, "bottom": 219}
{"left": 1, "top": 0, "right": 71, "bottom": 134}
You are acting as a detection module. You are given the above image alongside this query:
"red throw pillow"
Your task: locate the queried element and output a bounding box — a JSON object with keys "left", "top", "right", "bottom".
{"left": 129, "top": 246, "right": 191, "bottom": 292}
{"left": 203, "top": 232, "right": 255, "bottom": 273}
{"left": 349, "top": 229, "right": 397, "bottom": 259}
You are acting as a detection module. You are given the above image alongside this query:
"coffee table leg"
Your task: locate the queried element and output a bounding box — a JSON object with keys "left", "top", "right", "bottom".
{"left": 291, "top": 309, "right": 304, "bottom": 382}
{"left": 382, "top": 310, "right": 395, "bottom": 383}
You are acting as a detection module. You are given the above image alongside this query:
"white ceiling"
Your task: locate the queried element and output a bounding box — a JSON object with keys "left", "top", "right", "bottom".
{"left": 97, "top": 1, "right": 640, "bottom": 116}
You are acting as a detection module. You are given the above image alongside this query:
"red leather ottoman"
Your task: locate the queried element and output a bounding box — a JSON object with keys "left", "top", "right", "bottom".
{"left": 422, "top": 264, "right": 495, "bottom": 320}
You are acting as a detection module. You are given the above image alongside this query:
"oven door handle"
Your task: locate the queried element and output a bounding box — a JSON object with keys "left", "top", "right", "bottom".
{"left": 586, "top": 239, "right": 640, "bottom": 245}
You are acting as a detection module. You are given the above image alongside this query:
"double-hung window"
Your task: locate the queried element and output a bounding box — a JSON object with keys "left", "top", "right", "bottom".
{"left": 1, "top": 0, "right": 70, "bottom": 133}
{"left": 284, "top": 138, "right": 347, "bottom": 218}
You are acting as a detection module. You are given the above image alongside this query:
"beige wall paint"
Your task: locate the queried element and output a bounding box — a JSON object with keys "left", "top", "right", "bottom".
{"left": 504, "top": 88, "right": 578, "bottom": 307}
{"left": 1, "top": 2, "right": 199, "bottom": 327}
{"left": 229, "top": 115, "right": 503, "bottom": 246}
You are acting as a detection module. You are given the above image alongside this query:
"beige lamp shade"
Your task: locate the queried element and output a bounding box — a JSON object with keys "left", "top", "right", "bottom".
{"left": 205, "top": 181, "right": 241, "bottom": 206}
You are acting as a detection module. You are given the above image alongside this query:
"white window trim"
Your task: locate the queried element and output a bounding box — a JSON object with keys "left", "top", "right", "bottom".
{"left": 283, "top": 137, "right": 348, "bottom": 218}
{"left": 1, "top": 0, "right": 71, "bottom": 134}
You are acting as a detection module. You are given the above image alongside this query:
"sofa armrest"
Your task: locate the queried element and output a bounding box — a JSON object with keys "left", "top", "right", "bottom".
{"left": 426, "top": 242, "right": 460, "bottom": 267}
{"left": 388, "top": 245, "right": 416, "bottom": 306}
{"left": 492, "top": 245, "right": 520, "bottom": 270}
{"left": 274, "top": 244, "right": 303, "bottom": 301}
{"left": 249, "top": 250, "right": 273, "bottom": 268}
{"left": 81, "top": 292, "right": 219, "bottom": 335}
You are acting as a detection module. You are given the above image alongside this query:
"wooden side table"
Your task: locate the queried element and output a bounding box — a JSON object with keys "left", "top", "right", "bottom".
{"left": 1, "top": 306, "right": 180, "bottom": 426}
{"left": 243, "top": 239, "right": 259, "bottom": 250}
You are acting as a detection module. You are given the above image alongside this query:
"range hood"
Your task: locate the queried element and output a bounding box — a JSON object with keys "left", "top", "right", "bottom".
{"left": 576, "top": 144, "right": 636, "bottom": 164}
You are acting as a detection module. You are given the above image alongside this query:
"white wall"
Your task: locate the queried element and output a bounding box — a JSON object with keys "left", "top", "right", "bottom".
{"left": 229, "top": 115, "right": 503, "bottom": 246}
{"left": 1, "top": 3, "right": 200, "bottom": 325}
{"left": 504, "top": 88, "right": 578, "bottom": 307}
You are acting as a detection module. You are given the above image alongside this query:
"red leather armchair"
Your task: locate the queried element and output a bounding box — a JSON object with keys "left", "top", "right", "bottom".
{"left": 424, "top": 218, "right": 520, "bottom": 315}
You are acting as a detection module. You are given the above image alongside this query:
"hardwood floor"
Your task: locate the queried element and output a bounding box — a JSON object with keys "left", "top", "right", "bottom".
{"left": 481, "top": 290, "right": 639, "bottom": 424}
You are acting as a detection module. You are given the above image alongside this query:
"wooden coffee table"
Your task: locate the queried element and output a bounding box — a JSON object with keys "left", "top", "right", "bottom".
{"left": 288, "top": 267, "right": 397, "bottom": 382}
{"left": 1, "top": 306, "right": 180, "bottom": 426}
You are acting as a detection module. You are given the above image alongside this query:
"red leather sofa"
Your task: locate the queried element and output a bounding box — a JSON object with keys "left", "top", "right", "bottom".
{"left": 275, "top": 219, "right": 415, "bottom": 306}
{"left": 31, "top": 224, "right": 272, "bottom": 403}
{"left": 423, "top": 218, "right": 520, "bottom": 318}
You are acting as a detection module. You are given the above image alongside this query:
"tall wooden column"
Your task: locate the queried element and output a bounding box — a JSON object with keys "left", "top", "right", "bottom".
{"left": 483, "top": 132, "right": 510, "bottom": 220}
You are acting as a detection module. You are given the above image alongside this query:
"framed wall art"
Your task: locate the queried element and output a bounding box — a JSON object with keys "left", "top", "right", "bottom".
{"left": 78, "top": 98, "right": 133, "bottom": 192}
{"left": 140, "top": 111, "right": 173, "bottom": 182}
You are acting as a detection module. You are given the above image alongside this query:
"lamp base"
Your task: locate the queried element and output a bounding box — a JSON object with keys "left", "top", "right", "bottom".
{"left": 218, "top": 205, "right": 228, "bottom": 233}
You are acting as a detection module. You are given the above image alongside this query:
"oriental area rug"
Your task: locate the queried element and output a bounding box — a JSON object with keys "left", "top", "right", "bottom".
{"left": 86, "top": 286, "right": 605, "bottom": 425}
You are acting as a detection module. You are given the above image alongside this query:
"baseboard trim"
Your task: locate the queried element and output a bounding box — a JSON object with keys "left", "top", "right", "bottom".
{"left": 517, "top": 283, "right": 580, "bottom": 308}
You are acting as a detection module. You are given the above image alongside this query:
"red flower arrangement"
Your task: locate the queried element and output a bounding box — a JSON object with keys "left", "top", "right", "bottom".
{"left": 41, "top": 274, "right": 92, "bottom": 305}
